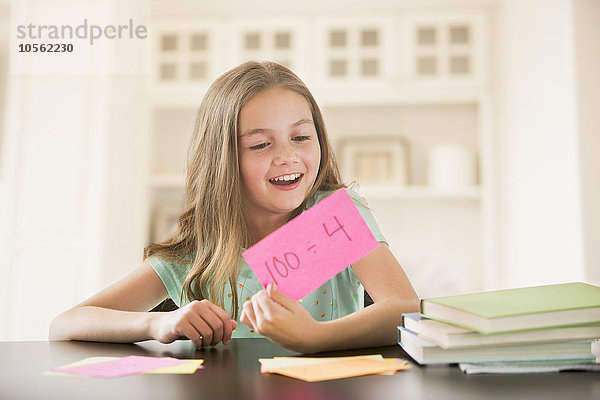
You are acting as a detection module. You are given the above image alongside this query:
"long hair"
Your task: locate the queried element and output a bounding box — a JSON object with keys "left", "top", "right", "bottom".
{"left": 144, "top": 61, "right": 343, "bottom": 318}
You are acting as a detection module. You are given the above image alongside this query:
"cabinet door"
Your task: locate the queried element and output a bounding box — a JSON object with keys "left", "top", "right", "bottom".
{"left": 314, "top": 16, "right": 395, "bottom": 88}
{"left": 401, "top": 11, "right": 487, "bottom": 87}
{"left": 229, "top": 17, "right": 309, "bottom": 80}
{"left": 151, "top": 22, "right": 225, "bottom": 89}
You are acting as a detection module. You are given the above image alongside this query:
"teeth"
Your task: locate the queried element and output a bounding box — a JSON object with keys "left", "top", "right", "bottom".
{"left": 271, "top": 173, "right": 301, "bottom": 182}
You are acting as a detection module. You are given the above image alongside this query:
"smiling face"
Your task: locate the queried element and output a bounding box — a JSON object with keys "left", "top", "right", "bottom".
{"left": 237, "top": 87, "right": 321, "bottom": 228}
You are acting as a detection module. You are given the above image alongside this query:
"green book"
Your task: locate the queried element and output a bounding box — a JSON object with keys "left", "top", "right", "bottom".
{"left": 420, "top": 282, "right": 600, "bottom": 334}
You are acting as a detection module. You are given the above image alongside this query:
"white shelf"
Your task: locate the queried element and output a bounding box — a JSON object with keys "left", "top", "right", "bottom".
{"left": 146, "top": 87, "right": 486, "bottom": 109}
{"left": 149, "top": 175, "right": 481, "bottom": 201}
{"left": 358, "top": 185, "right": 481, "bottom": 200}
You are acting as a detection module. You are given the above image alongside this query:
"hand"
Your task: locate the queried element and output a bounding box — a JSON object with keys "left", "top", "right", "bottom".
{"left": 150, "top": 300, "right": 237, "bottom": 348}
{"left": 240, "top": 283, "right": 321, "bottom": 353}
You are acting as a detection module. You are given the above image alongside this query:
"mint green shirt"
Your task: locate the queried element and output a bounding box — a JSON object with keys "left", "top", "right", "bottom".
{"left": 149, "top": 189, "right": 387, "bottom": 338}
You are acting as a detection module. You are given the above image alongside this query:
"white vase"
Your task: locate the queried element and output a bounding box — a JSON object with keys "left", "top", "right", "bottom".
{"left": 428, "top": 144, "right": 476, "bottom": 189}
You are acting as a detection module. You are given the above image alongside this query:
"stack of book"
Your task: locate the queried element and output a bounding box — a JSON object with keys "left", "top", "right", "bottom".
{"left": 398, "top": 282, "right": 600, "bottom": 373}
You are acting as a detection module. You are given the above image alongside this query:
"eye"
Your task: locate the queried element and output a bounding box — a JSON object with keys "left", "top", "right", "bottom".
{"left": 292, "top": 135, "right": 311, "bottom": 142}
{"left": 250, "top": 142, "right": 269, "bottom": 150}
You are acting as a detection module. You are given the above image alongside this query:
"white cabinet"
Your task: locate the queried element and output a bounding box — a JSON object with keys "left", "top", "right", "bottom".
{"left": 146, "top": 3, "right": 494, "bottom": 298}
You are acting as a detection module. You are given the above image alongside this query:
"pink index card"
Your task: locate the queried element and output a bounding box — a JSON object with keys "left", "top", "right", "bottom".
{"left": 242, "top": 188, "right": 379, "bottom": 300}
{"left": 52, "top": 356, "right": 186, "bottom": 378}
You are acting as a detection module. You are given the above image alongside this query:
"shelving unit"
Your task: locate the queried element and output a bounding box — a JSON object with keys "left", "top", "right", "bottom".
{"left": 145, "top": 3, "right": 493, "bottom": 298}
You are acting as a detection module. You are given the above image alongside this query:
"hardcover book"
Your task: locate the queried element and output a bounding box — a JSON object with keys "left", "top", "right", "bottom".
{"left": 419, "top": 282, "right": 600, "bottom": 334}
{"left": 401, "top": 313, "right": 600, "bottom": 349}
{"left": 398, "top": 327, "right": 596, "bottom": 365}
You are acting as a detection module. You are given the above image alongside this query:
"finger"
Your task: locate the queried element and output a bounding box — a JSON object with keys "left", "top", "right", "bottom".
{"left": 241, "top": 300, "right": 257, "bottom": 330}
{"left": 266, "top": 283, "right": 298, "bottom": 311}
{"left": 187, "top": 313, "right": 214, "bottom": 347}
{"left": 254, "top": 290, "right": 287, "bottom": 321}
{"left": 251, "top": 293, "right": 268, "bottom": 328}
{"left": 196, "top": 309, "right": 224, "bottom": 347}
{"left": 179, "top": 322, "right": 204, "bottom": 348}
{"left": 242, "top": 300, "right": 257, "bottom": 328}
{"left": 206, "top": 301, "right": 234, "bottom": 345}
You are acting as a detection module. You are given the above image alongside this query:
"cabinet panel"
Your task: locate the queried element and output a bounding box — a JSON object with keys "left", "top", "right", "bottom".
{"left": 229, "top": 17, "right": 310, "bottom": 80}
{"left": 369, "top": 198, "right": 483, "bottom": 298}
{"left": 151, "top": 22, "right": 225, "bottom": 89}
{"left": 314, "top": 15, "right": 395, "bottom": 86}
{"left": 401, "top": 11, "right": 487, "bottom": 87}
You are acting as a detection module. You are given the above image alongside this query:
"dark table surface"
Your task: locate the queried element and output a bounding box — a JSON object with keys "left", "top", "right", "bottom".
{"left": 0, "top": 339, "right": 598, "bottom": 400}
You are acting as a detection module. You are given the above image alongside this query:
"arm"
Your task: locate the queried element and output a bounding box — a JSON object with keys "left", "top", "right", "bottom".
{"left": 316, "top": 243, "right": 419, "bottom": 351}
{"left": 240, "top": 243, "right": 419, "bottom": 353}
{"left": 49, "top": 260, "right": 236, "bottom": 347}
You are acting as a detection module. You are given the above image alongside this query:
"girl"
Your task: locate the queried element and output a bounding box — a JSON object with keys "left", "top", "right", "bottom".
{"left": 49, "top": 61, "right": 419, "bottom": 353}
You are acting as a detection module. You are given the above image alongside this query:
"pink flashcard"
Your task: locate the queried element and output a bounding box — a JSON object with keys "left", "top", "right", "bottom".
{"left": 52, "top": 356, "right": 186, "bottom": 378}
{"left": 242, "top": 188, "right": 380, "bottom": 300}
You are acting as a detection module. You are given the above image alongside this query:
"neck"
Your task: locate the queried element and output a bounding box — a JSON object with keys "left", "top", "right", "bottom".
{"left": 246, "top": 212, "right": 290, "bottom": 245}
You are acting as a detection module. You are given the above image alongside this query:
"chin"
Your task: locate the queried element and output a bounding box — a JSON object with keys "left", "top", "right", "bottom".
{"left": 273, "top": 200, "right": 304, "bottom": 214}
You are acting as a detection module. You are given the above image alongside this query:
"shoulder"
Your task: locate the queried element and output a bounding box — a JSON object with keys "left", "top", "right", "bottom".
{"left": 146, "top": 255, "right": 195, "bottom": 307}
{"left": 308, "top": 188, "right": 388, "bottom": 245}
{"left": 146, "top": 255, "right": 194, "bottom": 285}
{"left": 147, "top": 254, "right": 193, "bottom": 272}
{"left": 307, "top": 187, "right": 368, "bottom": 209}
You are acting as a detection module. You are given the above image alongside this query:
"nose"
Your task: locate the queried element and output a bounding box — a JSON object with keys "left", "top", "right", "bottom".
{"left": 273, "top": 141, "right": 299, "bottom": 165}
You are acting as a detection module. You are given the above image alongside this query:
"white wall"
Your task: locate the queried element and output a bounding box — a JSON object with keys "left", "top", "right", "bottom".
{"left": 0, "top": 0, "right": 149, "bottom": 341}
{"left": 493, "top": 0, "right": 584, "bottom": 288}
{"left": 572, "top": 0, "right": 600, "bottom": 287}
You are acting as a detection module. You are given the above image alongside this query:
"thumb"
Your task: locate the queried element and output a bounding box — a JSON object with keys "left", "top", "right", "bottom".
{"left": 266, "top": 283, "right": 297, "bottom": 310}
{"left": 231, "top": 319, "right": 237, "bottom": 329}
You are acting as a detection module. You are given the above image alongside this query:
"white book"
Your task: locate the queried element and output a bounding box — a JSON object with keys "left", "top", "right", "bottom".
{"left": 458, "top": 361, "right": 600, "bottom": 375}
{"left": 397, "top": 327, "right": 596, "bottom": 365}
{"left": 402, "top": 313, "right": 600, "bottom": 349}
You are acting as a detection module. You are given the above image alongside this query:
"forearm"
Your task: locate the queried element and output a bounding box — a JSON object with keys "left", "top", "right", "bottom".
{"left": 49, "top": 306, "right": 156, "bottom": 343}
{"left": 312, "top": 297, "right": 419, "bottom": 353}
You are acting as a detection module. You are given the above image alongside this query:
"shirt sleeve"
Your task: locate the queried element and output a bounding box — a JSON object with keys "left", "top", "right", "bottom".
{"left": 346, "top": 188, "right": 388, "bottom": 245}
{"left": 345, "top": 188, "right": 388, "bottom": 288}
{"left": 148, "top": 256, "right": 192, "bottom": 307}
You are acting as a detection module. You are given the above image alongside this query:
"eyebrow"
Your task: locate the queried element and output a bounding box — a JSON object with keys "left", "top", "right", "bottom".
{"left": 239, "top": 118, "right": 314, "bottom": 138}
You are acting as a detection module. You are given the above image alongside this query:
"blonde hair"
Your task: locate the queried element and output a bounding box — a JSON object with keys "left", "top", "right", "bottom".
{"left": 145, "top": 61, "right": 343, "bottom": 318}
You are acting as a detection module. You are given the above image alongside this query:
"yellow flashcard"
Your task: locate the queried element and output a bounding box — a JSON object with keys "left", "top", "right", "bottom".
{"left": 44, "top": 357, "right": 204, "bottom": 377}
{"left": 268, "top": 358, "right": 410, "bottom": 382}
{"left": 43, "top": 357, "right": 119, "bottom": 377}
{"left": 145, "top": 359, "right": 204, "bottom": 374}
{"left": 259, "top": 355, "right": 384, "bottom": 373}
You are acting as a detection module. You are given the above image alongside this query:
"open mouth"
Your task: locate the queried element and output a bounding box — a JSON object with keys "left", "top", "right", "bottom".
{"left": 269, "top": 173, "right": 303, "bottom": 186}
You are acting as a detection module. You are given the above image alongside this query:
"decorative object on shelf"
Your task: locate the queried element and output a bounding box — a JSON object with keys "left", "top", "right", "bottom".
{"left": 428, "top": 143, "right": 476, "bottom": 189}
{"left": 340, "top": 136, "right": 409, "bottom": 188}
